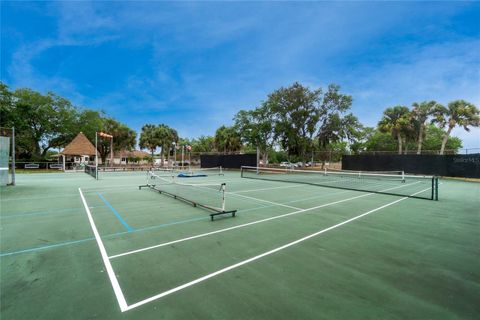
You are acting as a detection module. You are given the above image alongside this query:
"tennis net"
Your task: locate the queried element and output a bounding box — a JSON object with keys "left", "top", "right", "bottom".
{"left": 180, "top": 166, "right": 224, "bottom": 177}
{"left": 241, "top": 166, "right": 438, "bottom": 200}
{"left": 140, "top": 171, "right": 236, "bottom": 218}
{"left": 150, "top": 166, "right": 223, "bottom": 177}
{"left": 85, "top": 164, "right": 98, "bottom": 179}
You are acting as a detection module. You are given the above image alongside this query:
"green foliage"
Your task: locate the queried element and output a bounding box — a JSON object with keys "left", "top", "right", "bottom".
{"left": 214, "top": 125, "right": 241, "bottom": 153}
{"left": 190, "top": 136, "right": 215, "bottom": 152}
{"left": 432, "top": 100, "right": 479, "bottom": 154}
{"left": 3, "top": 80, "right": 473, "bottom": 161}
{"left": 139, "top": 123, "right": 177, "bottom": 165}
{"left": 411, "top": 101, "right": 440, "bottom": 153}
{"left": 364, "top": 130, "right": 398, "bottom": 152}
{"left": 422, "top": 125, "right": 462, "bottom": 151}
{"left": 238, "top": 82, "right": 354, "bottom": 163}
{"left": 268, "top": 82, "right": 323, "bottom": 158}
{"left": 139, "top": 124, "right": 161, "bottom": 157}
{"left": 0, "top": 82, "right": 136, "bottom": 161}
{"left": 378, "top": 106, "right": 413, "bottom": 154}
{"left": 234, "top": 103, "right": 275, "bottom": 158}
{"left": 98, "top": 118, "right": 136, "bottom": 163}
{"left": 361, "top": 125, "right": 462, "bottom": 153}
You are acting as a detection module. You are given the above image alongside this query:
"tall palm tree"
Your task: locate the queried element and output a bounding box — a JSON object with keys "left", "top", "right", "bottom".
{"left": 432, "top": 100, "right": 480, "bottom": 155}
{"left": 157, "top": 124, "right": 176, "bottom": 167}
{"left": 139, "top": 124, "right": 160, "bottom": 160}
{"left": 378, "top": 106, "right": 411, "bottom": 154}
{"left": 214, "top": 125, "right": 241, "bottom": 154}
{"left": 412, "top": 101, "right": 439, "bottom": 154}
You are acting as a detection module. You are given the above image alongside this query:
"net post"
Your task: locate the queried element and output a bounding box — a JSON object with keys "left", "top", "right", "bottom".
{"left": 435, "top": 177, "right": 439, "bottom": 201}
{"left": 431, "top": 177, "right": 434, "bottom": 200}
{"left": 221, "top": 183, "right": 226, "bottom": 212}
{"left": 11, "top": 126, "right": 15, "bottom": 186}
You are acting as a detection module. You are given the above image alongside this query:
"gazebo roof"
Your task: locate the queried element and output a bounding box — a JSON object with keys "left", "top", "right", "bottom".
{"left": 60, "top": 132, "right": 97, "bottom": 156}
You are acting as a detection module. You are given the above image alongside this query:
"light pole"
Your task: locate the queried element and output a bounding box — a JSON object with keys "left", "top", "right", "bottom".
{"left": 172, "top": 142, "right": 177, "bottom": 168}
{"left": 95, "top": 131, "right": 98, "bottom": 180}
{"left": 181, "top": 145, "right": 185, "bottom": 169}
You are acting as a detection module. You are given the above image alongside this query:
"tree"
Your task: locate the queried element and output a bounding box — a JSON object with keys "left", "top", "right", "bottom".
{"left": 378, "top": 106, "right": 412, "bottom": 154}
{"left": 6, "top": 88, "right": 78, "bottom": 159}
{"left": 234, "top": 103, "right": 275, "bottom": 163}
{"left": 411, "top": 101, "right": 439, "bottom": 154}
{"left": 268, "top": 82, "right": 322, "bottom": 161}
{"left": 317, "top": 113, "right": 363, "bottom": 152}
{"left": 77, "top": 109, "right": 105, "bottom": 143}
{"left": 422, "top": 124, "right": 462, "bottom": 152}
{"left": 139, "top": 124, "right": 161, "bottom": 159}
{"left": 190, "top": 135, "right": 215, "bottom": 152}
{"left": 432, "top": 100, "right": 479, "bottom": 155}
{"left": 266, "top": 83, "right": 353, "bottom": 163}
{"left": 0, "top": 82, "right": 15, "bottom": 126}
{"left": 363, "top": 129, "right": 398, "bottom": 152}
{"left": 214, "top": 125, "right": 242, "bottom": 153}
{"left": 157, "top": 124, "right": 178, "bottom": 166}
{"left": 97, "top": 118, "right": 136, "bottom": 163}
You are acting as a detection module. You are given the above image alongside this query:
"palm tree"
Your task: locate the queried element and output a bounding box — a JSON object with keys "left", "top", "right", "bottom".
{"left": 157, "top": 124, "right": 176, "bottom": 167}
{"left": 412, "top": 101, "right": 439, "bottom": 154}
{"left": 214, "top": 125, "right": 241, "bottom": 154}
{"left": 139, "top": 124, "right": 160, "bottom": 160}
{"left": 432, "top": 100, "right": 480, "bottom": 155}
{"left": 378, "top": 106, "right": 411, "bottom": 154}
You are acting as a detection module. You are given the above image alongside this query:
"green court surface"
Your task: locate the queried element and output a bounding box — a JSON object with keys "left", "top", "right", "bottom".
{"left": 1, "top": 170, "right": 479, "bottom": 319}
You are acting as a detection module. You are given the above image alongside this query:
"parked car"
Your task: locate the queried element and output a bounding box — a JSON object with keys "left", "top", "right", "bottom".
{"left": 280, "top": 161, "right": 298, "bottom": 168}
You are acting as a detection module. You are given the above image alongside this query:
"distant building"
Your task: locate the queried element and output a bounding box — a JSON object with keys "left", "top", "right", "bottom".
{"left": 60, "top": 132, "right": 97, "bottom": 169}
{"left": 113, "top": 150, "right": 151, "bottom": 165}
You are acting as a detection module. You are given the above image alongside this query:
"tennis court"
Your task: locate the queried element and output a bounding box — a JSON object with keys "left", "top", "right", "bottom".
{"left": 1, "top": 169, "right": 479, "bottom": 319}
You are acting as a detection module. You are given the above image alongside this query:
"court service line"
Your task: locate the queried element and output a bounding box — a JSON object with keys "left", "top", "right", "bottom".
{"left": 79, "top": 188, "right": 129, "bottom": 312}
{"left": 227, "top": 192, "right": 302, "bottom": 210}
{"left": 124, "top": 186, "right": 430, "bottom": 311}
{"left": 108, "top": 181, "right": 421, "bottom": 259}
{"left": 231, "top": 184, "right": 303, "bottom": 194}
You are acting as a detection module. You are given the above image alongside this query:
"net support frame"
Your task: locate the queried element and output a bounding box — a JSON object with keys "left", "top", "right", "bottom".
{"left": 139, "top": 171, "right": 236, "bottom": 221}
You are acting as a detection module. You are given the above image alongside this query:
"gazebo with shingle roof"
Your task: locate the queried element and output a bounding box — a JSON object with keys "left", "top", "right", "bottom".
{"left": 60, "top": 132, "right": 97, "bottom": 170}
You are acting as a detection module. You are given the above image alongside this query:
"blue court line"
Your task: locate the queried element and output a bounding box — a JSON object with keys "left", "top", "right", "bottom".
{"left": 0, "top": 238, "right": 96, "bottom": 257}
{"left": 1, "top": 206, "right": 107, "bottom": 219}
{"left": 1, "top": 208, "right": 80, "bottom": 219}
{"left": 97, "top": 193, "right": 134, "bottom": 232}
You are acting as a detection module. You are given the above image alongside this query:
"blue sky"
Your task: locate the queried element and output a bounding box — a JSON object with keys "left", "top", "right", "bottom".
{"left": 1, "top": 1, "right": 479, "bottom": 149}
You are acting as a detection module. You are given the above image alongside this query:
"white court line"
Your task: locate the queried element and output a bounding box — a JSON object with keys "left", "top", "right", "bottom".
{"left": 231, "top": 184, "right": 303, "bottom": 194}
{"left": 78, "top": 188, "right": 128, "bottom": 312}
{"left": 108, "top": 181, "right": 421, "bottom": 259}
{"left": 227, "top": 192, "right": 302, "bottom": 210}
{"left": 123, "top": 186, "right": 431, "bottom": 311}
